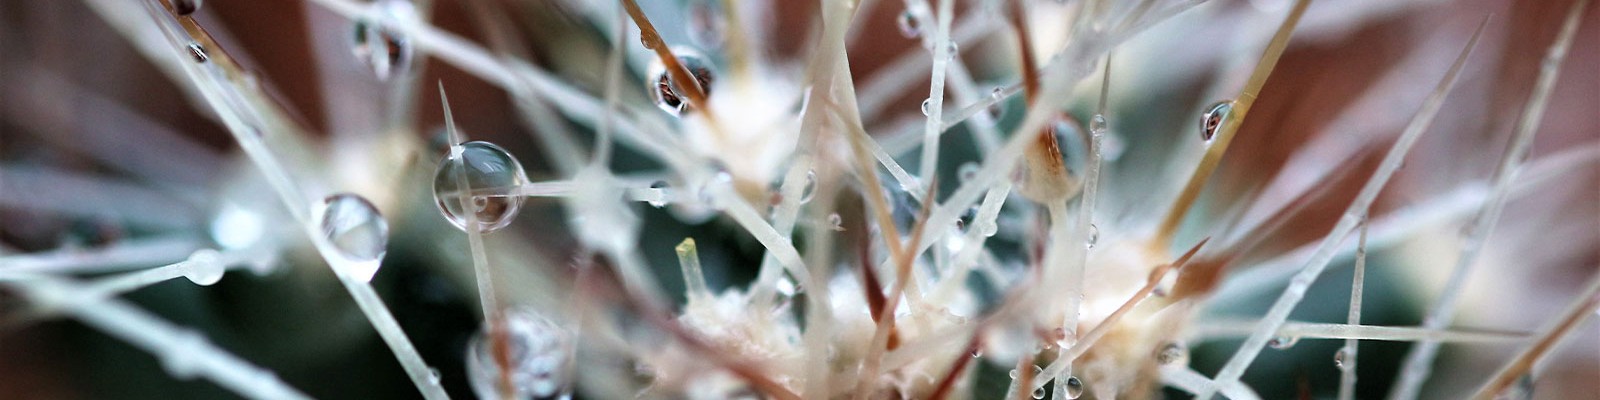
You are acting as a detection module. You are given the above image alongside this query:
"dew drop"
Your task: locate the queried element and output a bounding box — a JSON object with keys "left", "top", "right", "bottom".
{"left": 1200, "top": 100, "right": 1234, "bottom": 143}
{"left": 433, "top": 141, "right": 529, "bottom": 233}
{"left": 987, "top": 87, "right": 1007, "bottom": 119}
{"left": 186, "top": 42, "right": 208, "bottom": 63}
{"left": 171, "top": 0, "right": 201, "bottom": 15}
{"left": 1064, "top": 376, "right": 1084, "bottom": 399}
{"left": 647, "top": 181, "right": 670, "bottom": 208}
{"left": 1334, "top": 348, "right": 1350, "bottom": 368}
{"left": 1032, "top": 386, "right": 1046, "bottom": 399}
{"left": 945, "top": 41, "right": 959, "bottom": 60}
{"left": 466, "top": 309, "right": 573, "bottom": 400}
{"left": 183, "top": 249, "right": 225, "bottom": 286}
{"left": 1085, "top": 223, "right": 1099, "bottom": 249}
{"left": 958, "top": 162, "right": 980, "bottom": 183}
{"left": 1009, "top": 369, "right": 1019, "bottom": 379}
{"left": 349, "top": 0, "right": 417, "bottom": 81}
{"left": 687, "top": 0, "right": 726, "bottom": 48}
{"left": 921, "top": 98, "right": 933, "bottom": 116}
{"left": 1156, "top": 342, "right": 1189, "bottom": 365}
{"left": 1089, "top": 114, "right": 1108, "bottom": 135}
{"left": 696, "top": 169, "right": 734, "bottom": 210}
{"left": 828, "top": 213, "right": 844, "bottom": 231}
{"left": 897, "top": 11, "right": 922, "bottom": 38}
{"left": 1267, "top": 336, "right": 1300, "bottom": 349}
{"left": 648, "top": 49, "right": 716, "bottom": 116}
{"left": 316, "top": 194, "right": 390, "bottom": 282}
{"left": 799, "top": 170, "right": 817, "bottom": 204}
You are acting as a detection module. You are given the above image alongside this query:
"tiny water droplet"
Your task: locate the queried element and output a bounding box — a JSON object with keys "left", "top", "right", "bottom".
{"left": 958, "top": 162, "right": 980, "bottom": 182}
{"left": 1009, "top": 369, "right": 1019, "bottom": 379}
{"left": 1032, "top": 365, "right": 1044, "bottom": 375}
{"left": 171, "top": 0, "right": 201, "bottom": 16}
{"left": 1267, "top": 336, "right": 1300, "bottom": 349}
{"left": 316, "top": 194, "right": 390, "bottom": 282}
{"left": 433, "top": 141, "right": 529, "bottom": 233}
{"left": 1089, "top": 114, "right": 1108, "bottom": 135}
{"left": 987, "top": 87, "right": 1006, "bottom": 119}
{"left": 1032, "top": 386, "right": 1046, "bottom": 399}
{"left": 1200, "top": 100, "right": 1234, "bottom": 142}
{"left": 647, "top": 181, "right": 670, "bottom": 208}
{"left": 828, "top": 213, "right": 844, "bottom": 231}
{"left": 1156, "top": 342, "right": 1189, "bottom": 365}
{"left": 183, "top": 249, "right": 224, "bottom": 286}
{"left": 945, "top": 41, "right": 959, "bottom": 60}
{"left": 648, "top": 49, "right": 715, "bottom": 116}
{"left": 687, "top": 0, "right": 726, "bottom": 48}
{"left": 350, "top": 0, "right": 417, "bottom": 81}
{"left": 466, "top": 309, "right": 573, "bottom": 399}
{"left": 799, "top": 170, "right": 817, "bottom": 204}
{"left": 1064, "top": 376, "right": 1084, "bottom": 399}
{"left": 186, "top": 42, "right": 208, "bottom": 63}
{"left": 921, "top": 98, "right": 933, "bottom": 116}
{"left": 1334, "top": 348, "right": 1350, "bottom": 368}
{"left": 1085, "top": 223, "right": 1099, "bottom": 249}
{"left": 897, "top": 11, "right": 921, "bottom": 38}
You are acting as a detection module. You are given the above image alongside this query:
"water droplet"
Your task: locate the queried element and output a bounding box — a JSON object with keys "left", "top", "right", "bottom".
{"left": 897, "top": 10, "right": 921, "bottom": 38}
{"left": 1156, "top": 342, "right": 1189, "bottom": 365}
{"left": 1089, "top": 114, "right": 1108, "bottom": 135}
{"left": 316, "top": 194, "right": 390, "bottom": 282}
{"left": 958, "top": 162, "right": 980, "bottom": 182}
{"left": 1334, "top": 348, "right": 1350, "bottom": 368}
{"left": 427, "top": 368, "right": 442, "bottom": 385}
{"left": 648, "top": 49, "right": 715, "bottom": 116}
{"left": 1500, "top": 373, "right": 1535, "bottom": 400}
{"left": 186, "top": 43, "right": 208, "bottom": 63}
{"left": 945, "top": 41, "right": 959, "bottom": 60}
{"left": 433, "top": 141, "right": 530, "bottom": 233}
{"left": 921, "top": 98, "right": 933, "bottom": 116}
{"left": 466, "top": 309, "right": 573, "bottom": 400}
{"left": 171, "top": 0, "right": 201, "bottom": 16}
{"left": 1085, "top": 223, "right": 1099, "bottom": 249}
{"left": 1200, "top": 100, "right": 1234, "bottom": 142}
{"left": 828, "top": 213, "right": 844, "bottom": 231}
{"left": 1009, "top": 369, "right": 1019, "bottom": 379}
{"left": 1032, "top": 365, "right": 1044, "bottom": 375}
{"left": 1032, "top": 386, "right": 1046, "bottom": 399}
{"left": 350, "top": 0, "right": 417, "bottom": 81}
{"left": 799, "top": 170, "right": 817, "bottom": 204}
{"left": 1267, "top": 336, "right": 1300, "bottom": 349}
{"left": 987, "top": 87, "right": 1007, "bottom": 119}
{"left": 1064, "top": 376, "right": 1084, "bottom": 399}
{"left": 647, "top": 181, "right": 670, "bottom": 208}
{"left": 687, "top": 0, "right": 726, "bottom": 48}
{"left": 183, "top": 249, "right": 225, "bottom": 286}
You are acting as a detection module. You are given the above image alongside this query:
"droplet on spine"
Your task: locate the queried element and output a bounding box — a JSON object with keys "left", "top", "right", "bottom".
{"left": 315, "top": 193, "right": 390, "bottom": 282}
{"left": 647, "top": 48, "right": 716, "bottom": 116}
{"left": 1200, "top": 100, "right": 1235, "bottom": 142}
{"left": 432, "top": 141, "right": 529, "bottom": 233}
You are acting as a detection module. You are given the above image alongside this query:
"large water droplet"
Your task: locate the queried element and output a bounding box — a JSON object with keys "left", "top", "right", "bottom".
{"left": 687, "top": 0, "right": 726, "bottom": 48}
{"left": 466, "top": 310, "right": 572, "bottom": 400}
{"left": 315, "top": 194, "right": 389, "bottom": 282}
{"left": 1064, "top": 376, "right": 1084, "bottom": 399}
{"left": 183, "top": 249, "right": 225, "bottom": 286}
{"left": 1267, "top": 335, "right": 1300, "bottom": 350}
{"left": 897, "top": 11, "right": 921, "bottom": 38}
{"left": 170, "top": 0, "right": 202, "bottom": 15}
{"left": 648, "top": 49, "right": 715, "bottom": 116}
{"left": 433, "top": 141, "right": 529, "bottom": 233}
{"left": 350, "top": 0, "right": 417, "bottom": 81}
{"left": 1200, "top": 100, "right": 1234, "bottom": 143}
{"left": 1156, "top": 341, "right": 1189, "bottom": 365}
